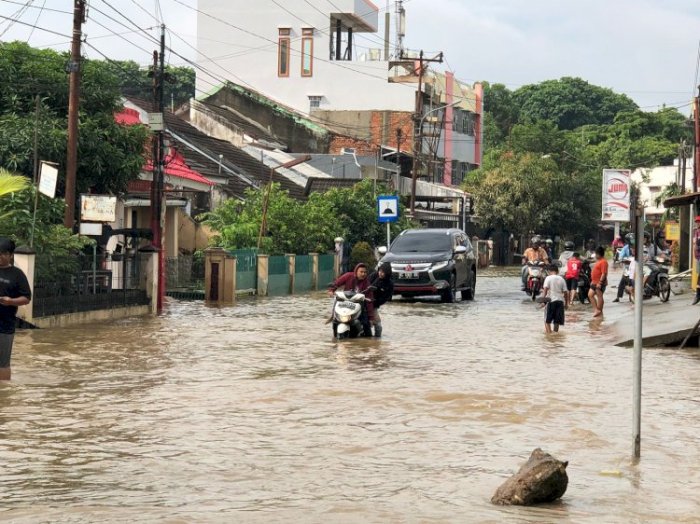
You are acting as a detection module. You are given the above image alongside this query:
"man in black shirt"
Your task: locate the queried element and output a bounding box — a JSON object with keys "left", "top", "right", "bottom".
{"left": 369, "top": 262, "right": 394, "bottom": 337}
{"left": 0, "top": 237, "right": 32, "bottom": 380}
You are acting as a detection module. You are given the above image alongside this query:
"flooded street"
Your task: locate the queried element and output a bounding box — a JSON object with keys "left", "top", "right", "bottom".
{"left": 2, "top": 274, "right": 700, "bottom": 522}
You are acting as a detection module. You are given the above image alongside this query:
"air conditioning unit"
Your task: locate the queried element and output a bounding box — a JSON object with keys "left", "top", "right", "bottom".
{"left": 340, "top": 148, "right": 356, "bottom": 155}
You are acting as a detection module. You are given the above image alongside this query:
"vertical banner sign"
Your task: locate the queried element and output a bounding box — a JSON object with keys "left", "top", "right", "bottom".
{"left": 602, "top": 169, "right": 631, "bottom": 222}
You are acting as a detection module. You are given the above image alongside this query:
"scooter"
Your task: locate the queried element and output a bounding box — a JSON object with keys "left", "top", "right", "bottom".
{"left": 627, "top": 256, "right": 671, "bottom": 303}
{"left": 524, "top": 261, "right": 546, "bottom": 301}
{"left": 332, "top": 289, "right": 372, "bottom": 339}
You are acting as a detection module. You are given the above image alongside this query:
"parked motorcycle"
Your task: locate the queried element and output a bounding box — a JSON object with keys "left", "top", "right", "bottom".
{"left": 628, "top": 256, "right": 671, "bottom": 303}
{"left": 524, "top": 261, "right": 547, "bottom": 301}
{"left": 331, "top": 289, "right": 372, "bottom": 339}
{"left": 577, "top": 257, "right": 594, "bottom": 304}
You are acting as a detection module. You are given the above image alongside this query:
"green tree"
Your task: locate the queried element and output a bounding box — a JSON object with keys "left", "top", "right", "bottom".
{"left": 464, "top": 152, "right": 599, "bottom": 239}
{"left": 513, "top": 77, "right": 638, "bottom": 130}
{"left": 0, "top": 42, "right": 149, "bottom": 195}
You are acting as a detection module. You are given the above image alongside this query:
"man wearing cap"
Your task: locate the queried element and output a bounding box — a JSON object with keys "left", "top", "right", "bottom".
{"left": 693, "top": 216, "right": 700, "bottom": 305}
{"left": 0, "top": 237, "right": 32, "bottom": 380}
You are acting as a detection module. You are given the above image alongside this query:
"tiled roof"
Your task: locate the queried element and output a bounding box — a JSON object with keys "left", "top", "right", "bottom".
{"left": 124, "top": 98, "right": 306, "bottom": 200}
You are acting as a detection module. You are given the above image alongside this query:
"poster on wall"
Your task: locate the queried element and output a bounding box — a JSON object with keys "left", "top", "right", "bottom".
{"left": 601, "top": 169, "right": 631, "bottom": 222}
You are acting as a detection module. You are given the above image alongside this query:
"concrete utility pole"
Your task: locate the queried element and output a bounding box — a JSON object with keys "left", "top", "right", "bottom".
{"left": 632, "top": 201, "right": 644, "bottom": 459}
{"left": 407, "top": 50, "right": 443, "bottom": 215}
{"left": 64, "top": 0, "right": 86, "bottom": 229}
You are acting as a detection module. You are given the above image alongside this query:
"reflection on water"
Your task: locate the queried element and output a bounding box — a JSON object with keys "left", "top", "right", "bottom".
{"left": 1, "top": 275, "right": 699, "bottom": 522}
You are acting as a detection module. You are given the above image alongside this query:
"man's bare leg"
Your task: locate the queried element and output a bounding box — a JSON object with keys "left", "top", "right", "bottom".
{"left": 0, "top": 367, "right": 10, "bottom": 380}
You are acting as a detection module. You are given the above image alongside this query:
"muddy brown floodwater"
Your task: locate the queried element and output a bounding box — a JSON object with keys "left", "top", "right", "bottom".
{"left": 1, "top": 275, "right": 700, "bottom": 523}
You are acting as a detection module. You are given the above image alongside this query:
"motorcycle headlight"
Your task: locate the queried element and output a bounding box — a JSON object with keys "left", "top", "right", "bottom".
{"left": 339, "top": 315, "right": 352, "bottom": 323}
{"left": 431, "top": 261, "right": 449, "bottom": 271}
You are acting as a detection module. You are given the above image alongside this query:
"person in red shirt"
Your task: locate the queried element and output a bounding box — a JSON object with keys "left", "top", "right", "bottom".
{"left": 328, "top": 263, "right": 375, "bottom": 336}
{"left": 588, "top": 246, "right": 608, "bottom": 317}
{"left": 564, "top": 252, "right": 582, "bottom": 304}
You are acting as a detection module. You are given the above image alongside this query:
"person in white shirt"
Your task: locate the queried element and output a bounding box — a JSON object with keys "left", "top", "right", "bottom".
{"left": 543, "top": 265, "right": 569, "bottom": 334}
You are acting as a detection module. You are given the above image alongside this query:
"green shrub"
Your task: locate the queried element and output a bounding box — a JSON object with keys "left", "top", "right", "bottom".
{"left": 349, "top": 241, "right": 376, "bottom": 269}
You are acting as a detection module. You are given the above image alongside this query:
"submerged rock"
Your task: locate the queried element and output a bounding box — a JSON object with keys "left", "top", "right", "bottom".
{"left": 491, "top": 448, "right": 568, "bottom": 506}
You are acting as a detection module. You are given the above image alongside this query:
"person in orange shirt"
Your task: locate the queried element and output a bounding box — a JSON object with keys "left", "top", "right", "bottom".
{"left": 588, "top": 246, "right": 608, "bottom": 317}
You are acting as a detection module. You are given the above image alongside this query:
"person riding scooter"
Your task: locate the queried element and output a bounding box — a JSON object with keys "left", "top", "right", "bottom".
{"left": 329, "top": 263, "right": 375, "bottom": 336}
{"left": 521, "top": 236, "right": 549, "bottom": 290}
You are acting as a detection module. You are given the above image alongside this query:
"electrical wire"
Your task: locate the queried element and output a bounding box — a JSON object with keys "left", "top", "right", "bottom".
{"left": 0, "top": 0, "right": 34, "bottom": 37}
{"left": 24, "top": 0, "right": 45, "bottom": 42}
{"left": 0, "top": 12, "right": 70, "bottom": 39}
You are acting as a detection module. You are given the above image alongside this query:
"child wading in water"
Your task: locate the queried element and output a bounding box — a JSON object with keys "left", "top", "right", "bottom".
{"left": 542, "top": 264, "right": 569, "bottom": 333}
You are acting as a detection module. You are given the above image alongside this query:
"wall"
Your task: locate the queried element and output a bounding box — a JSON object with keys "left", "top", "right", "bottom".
{"left": 205, "top": 86, "right": 331, "bottom": 153}
{"left": 33, "top": 305, "right": 151, "bottom": 329}
{"left": 197, "top": 0, "right": 416, "bottom": 114}
{"left": 178, "top": 209, "right": 213, "bottom": 253}
{"left": 317, "top": 110, "right": 413, "bottom": 154}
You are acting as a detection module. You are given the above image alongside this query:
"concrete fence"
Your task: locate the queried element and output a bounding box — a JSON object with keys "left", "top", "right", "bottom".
{"left": 204, "top": 248, "right": 338, "bottom": 304}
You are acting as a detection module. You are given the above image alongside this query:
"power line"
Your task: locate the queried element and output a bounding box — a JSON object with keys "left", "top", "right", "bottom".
{"left": 0, "top": 12, "right": 70, "bottom": 39}
{"left": 25, "top": 0, "right": 46, "bottom": 42}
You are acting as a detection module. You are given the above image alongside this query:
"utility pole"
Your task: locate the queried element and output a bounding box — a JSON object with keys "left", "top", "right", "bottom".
{"left": 64, "top": 0, "right": 86, "bottom": 229}
{"left": 406, "top": 50, "right": 443, "bottom": 215}
{"left": 149, "top": 25, "right": 167, "bottom": 314}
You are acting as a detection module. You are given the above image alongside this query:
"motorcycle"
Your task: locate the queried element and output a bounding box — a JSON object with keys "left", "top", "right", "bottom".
{"left": 577, "top": 257, "right": 594, "bottom": 304}
{"left": 628, "top": 256, "right": 671, "bottom": 303}
{"left": 524, "top": 261, "right": 547, "bottom": 301}
{"left": 331, "top": 289, "right": 372, "bottom": 339}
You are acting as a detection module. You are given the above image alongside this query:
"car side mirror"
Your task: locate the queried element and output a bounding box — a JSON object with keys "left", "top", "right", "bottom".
{"left": 377, "top": 246, "right": 387, "bottom": 255}
{"left": 454, "top": 245, "right": 468, "bottom": 255}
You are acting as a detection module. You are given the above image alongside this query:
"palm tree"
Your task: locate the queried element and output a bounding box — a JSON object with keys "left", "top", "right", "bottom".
{"left": 0, "top": 168, "right": 30, "bottom": 220}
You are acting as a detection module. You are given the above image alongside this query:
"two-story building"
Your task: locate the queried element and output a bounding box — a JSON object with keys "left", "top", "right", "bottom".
{"left": 195, "top": 0, "right": 482, "bottom": 188}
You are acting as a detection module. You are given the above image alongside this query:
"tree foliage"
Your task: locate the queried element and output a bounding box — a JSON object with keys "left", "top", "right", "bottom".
{"left": 0, "top": 42, "right": 150, "bottom": 195}
{"left": 470, "top": 76, "right": 691, "bottom": 241}
{"left": 513, "top": 77, "right": 638, "bottom": 130}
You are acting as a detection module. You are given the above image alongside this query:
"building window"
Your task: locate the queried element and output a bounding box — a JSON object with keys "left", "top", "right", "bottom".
{"left": 278, "top": 28, "right": 291, "bottom": 77}
{"left": 301, "top": 28, "right": 314, "bottom": 77}
{"left": 308, "top": 95, "right": 322, "bottom": 111}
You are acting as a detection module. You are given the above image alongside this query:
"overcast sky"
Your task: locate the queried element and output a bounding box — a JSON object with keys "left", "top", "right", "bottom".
{"left": 1, "top": 0, "right": 698, "bottom": 112}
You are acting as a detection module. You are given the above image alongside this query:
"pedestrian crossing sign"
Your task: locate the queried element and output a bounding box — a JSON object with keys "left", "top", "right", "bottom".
{"left": 377, "top": 195, "right": 399, "bottom": 223}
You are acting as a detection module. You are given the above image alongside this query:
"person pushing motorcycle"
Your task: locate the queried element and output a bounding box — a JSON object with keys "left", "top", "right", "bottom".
{"left": 329, "top": 263, "right": 375, "bottom": 336}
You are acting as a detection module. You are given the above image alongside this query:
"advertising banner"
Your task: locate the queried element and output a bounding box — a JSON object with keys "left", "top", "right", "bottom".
{"left": 602, "top": 169, "right": 631, "bottom": 222}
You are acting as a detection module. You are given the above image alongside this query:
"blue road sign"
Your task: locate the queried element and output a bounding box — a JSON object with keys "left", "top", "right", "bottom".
{"left": 377, "top": 195, "right": 399, "bottom": 223}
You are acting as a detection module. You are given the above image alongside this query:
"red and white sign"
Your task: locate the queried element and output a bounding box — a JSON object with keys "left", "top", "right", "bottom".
{"left": 602, "top": 169, "right": 631, "bottom": 222}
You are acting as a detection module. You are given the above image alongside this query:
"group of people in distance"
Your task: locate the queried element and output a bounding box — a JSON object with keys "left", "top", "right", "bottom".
{"left": 524, "top": 236, "right": 609, "bottom": 334}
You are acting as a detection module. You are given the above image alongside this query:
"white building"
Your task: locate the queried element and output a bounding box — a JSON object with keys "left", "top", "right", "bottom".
{"left": 632, "top": 158, "right": 695, "bottom": 218}
{"left": 196, "top": 0, "right": 483, "bottom": 187}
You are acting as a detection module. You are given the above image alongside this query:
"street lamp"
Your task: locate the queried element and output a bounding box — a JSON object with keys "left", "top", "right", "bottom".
{"left": 410, "top": 98, "right": 465, "bottom": 215}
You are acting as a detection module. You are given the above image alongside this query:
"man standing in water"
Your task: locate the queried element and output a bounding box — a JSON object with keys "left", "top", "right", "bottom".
{"left": 542, "top": 264, "right": 569, "bottom": 333}
{"left": 588, "top": 246, "right": 608, "bottom": 318}
{"left": 0, "top": 237, "right": 31, "bottom": 380}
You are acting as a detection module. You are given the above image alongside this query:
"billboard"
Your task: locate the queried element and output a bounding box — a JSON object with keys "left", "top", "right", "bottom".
{"left": 602, "top": 169, "right": 631, "bottom": 222}
{"left": 81, "top": 195, "right": 117, "bottom": 222}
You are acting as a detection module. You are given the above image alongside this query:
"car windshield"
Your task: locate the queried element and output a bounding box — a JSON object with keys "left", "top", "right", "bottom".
{"left": 390, "top": 233, "right": 452, "bottom": 253}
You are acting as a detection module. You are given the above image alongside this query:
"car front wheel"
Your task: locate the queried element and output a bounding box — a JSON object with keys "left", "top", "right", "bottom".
{"left": 462, "top": 269, "right": 476, "bottom": 300}
{"left": 441, "top": 274, "right": 456, "bottom": 303}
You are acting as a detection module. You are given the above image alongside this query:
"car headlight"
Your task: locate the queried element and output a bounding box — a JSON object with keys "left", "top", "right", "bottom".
{"left": 431, "top": 261, "right": 449, "bottom": 271}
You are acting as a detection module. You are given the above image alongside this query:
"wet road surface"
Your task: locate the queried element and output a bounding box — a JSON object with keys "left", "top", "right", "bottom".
{"left": 1, "top": 273, "right": 699, "bottom": 522}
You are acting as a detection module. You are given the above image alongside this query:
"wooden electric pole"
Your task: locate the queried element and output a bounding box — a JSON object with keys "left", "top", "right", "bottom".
{"left": 405, "top": 50, "right": 443, "bottom": 215}
{"left": 64, "top": 0, "right": 86, "bottom": 229}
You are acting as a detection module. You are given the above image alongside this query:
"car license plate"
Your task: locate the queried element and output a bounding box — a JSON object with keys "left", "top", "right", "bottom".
{"left": 400, "top": 271, "right": 418, "bottom": 279}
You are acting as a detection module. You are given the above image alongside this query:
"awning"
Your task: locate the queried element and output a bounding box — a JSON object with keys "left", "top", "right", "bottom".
{"left": 663, "top": 192, "right": 700, "bottom": 208}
